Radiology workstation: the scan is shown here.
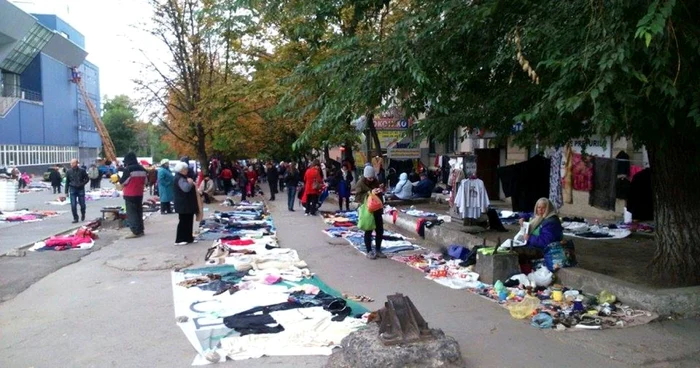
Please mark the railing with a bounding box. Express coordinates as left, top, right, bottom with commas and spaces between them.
1, 88, 42, 102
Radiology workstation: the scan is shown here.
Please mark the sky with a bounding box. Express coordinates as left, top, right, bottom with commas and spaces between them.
11, 0, 162, 106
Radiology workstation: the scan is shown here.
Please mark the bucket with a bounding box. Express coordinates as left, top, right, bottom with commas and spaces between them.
0, 179, 19, 211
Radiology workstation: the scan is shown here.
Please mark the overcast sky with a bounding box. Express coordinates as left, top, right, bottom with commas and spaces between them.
12, 0, 160, 104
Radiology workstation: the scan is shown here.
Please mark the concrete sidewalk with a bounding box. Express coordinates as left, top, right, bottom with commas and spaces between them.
1, 197, 699, 367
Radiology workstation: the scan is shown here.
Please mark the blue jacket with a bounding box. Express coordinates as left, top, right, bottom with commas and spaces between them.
527, 216, 564, 250
412, 178, 435, 198
392, 173, 414, 199
157, 166, 174, 202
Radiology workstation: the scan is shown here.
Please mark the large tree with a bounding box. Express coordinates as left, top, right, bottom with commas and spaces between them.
387, 0, 700, 286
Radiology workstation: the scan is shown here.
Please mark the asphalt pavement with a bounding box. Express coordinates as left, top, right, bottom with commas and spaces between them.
0, 180, 125, 254
0, 194, 699, 367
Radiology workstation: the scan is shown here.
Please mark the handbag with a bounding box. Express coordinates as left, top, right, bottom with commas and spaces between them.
312, 178, 322, 191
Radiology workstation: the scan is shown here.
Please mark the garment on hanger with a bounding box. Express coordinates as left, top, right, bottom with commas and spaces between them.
448, 167, 465, 205
563, 144, 573, 204
497, 155, 550, 212
549, 148, 563, 209
627, 168, 653, 221
615, 151, 631, 200
454, 178, 490, 219
572, 153, 593, 191
589, 157, 617, 211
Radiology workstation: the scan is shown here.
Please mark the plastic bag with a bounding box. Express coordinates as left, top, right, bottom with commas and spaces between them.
598, 290, 616, 304
507, 295, 540, 319
367, 192, 383, 213
357, 204, 376, 231
531, 312, 554, 329
544, 243, 567, 271
528, 266, 553, 287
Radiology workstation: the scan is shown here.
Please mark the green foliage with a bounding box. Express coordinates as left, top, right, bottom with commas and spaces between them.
102, 95, 138, 156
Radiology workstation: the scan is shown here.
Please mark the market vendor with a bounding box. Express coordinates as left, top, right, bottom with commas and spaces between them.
515, 197, 564, 267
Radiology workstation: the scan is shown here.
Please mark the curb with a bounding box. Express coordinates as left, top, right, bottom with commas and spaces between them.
381, 211, 700, 318
2, 224, 84, 257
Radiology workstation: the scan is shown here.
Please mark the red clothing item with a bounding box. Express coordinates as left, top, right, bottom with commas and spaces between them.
221, 238, 255, 246
303, 167, 323, 196
332, 221, 356, 227
44, 235, 93, 248
220, 168, 233, 180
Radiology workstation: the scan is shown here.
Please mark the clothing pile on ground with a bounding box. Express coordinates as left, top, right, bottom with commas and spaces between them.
320, 210, 425, 255
173, 201, 369, 365
390, 247, 656, 330
0, 210, 64, 223
561, 220, 632, 240
46, 189, 120, 206
19, 181, 52, 193
28, 221, 101, 251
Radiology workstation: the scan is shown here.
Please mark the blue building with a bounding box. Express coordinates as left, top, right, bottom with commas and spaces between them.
0, 0, 101, 173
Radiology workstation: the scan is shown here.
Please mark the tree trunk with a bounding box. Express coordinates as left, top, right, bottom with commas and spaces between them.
195, 122, 209, 176
366, 113, 383, 159
647, 135, 700, 287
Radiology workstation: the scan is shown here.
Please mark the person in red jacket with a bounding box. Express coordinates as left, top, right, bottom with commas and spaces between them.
245, 165, 258, 197
219, 166, 233, 195
303, 160, 323, 216
118, 152, 147, 238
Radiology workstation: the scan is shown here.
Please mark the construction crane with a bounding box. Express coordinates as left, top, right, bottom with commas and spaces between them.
70, 67, 117, 163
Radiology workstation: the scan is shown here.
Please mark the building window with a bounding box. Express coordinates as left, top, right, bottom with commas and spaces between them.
445, 130, 457, 154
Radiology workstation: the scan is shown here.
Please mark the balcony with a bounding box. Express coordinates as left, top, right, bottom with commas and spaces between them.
0, 88, 42, 117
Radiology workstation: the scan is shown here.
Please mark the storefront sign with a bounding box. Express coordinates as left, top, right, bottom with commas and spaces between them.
377, 130, 407, 148
374, 118, 411, 130
388, 148, 421, 159
571, 136, 612, 158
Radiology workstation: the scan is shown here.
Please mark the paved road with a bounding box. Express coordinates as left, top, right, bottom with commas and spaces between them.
0, 180, 128, 254
0, 196, 699, 367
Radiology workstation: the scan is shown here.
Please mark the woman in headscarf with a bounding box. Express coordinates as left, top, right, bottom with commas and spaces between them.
173, 162, 199, 245
522, 197, 563, 250
387, 172, 413, 200
157, 159, 174, 214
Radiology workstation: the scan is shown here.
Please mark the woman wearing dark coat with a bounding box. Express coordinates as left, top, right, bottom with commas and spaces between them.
173, 162, 199, 245
336, 164, 353, 211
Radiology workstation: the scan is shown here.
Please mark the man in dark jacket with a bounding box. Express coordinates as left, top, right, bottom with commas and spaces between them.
412, 172, 435, 198
49, 165, 63, 194
119, 152, 147, 238
65, 159, 90, 223
266, 161, 279, 201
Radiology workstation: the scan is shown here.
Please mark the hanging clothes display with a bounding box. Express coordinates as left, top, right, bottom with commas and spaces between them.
549, 148, 563, 209
454, 177, 490, 219
589, 157, 618, 211
572, 153, 593, 191
563, 144, 573, 204
615, 151, 631, 200
497, 155, 551, 212
627, 168, 653, 221
448, 166, 465, 206
441, 155, 450, 184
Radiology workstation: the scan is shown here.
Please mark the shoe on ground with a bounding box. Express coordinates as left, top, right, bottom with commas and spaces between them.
71, 219, 79, 224
125, 233, 144, 239
375, 251, 387, 259
81, 215, 85, 221
305, 213, 309, 216
174, 242, 188, 246
366, 250, 377, 260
